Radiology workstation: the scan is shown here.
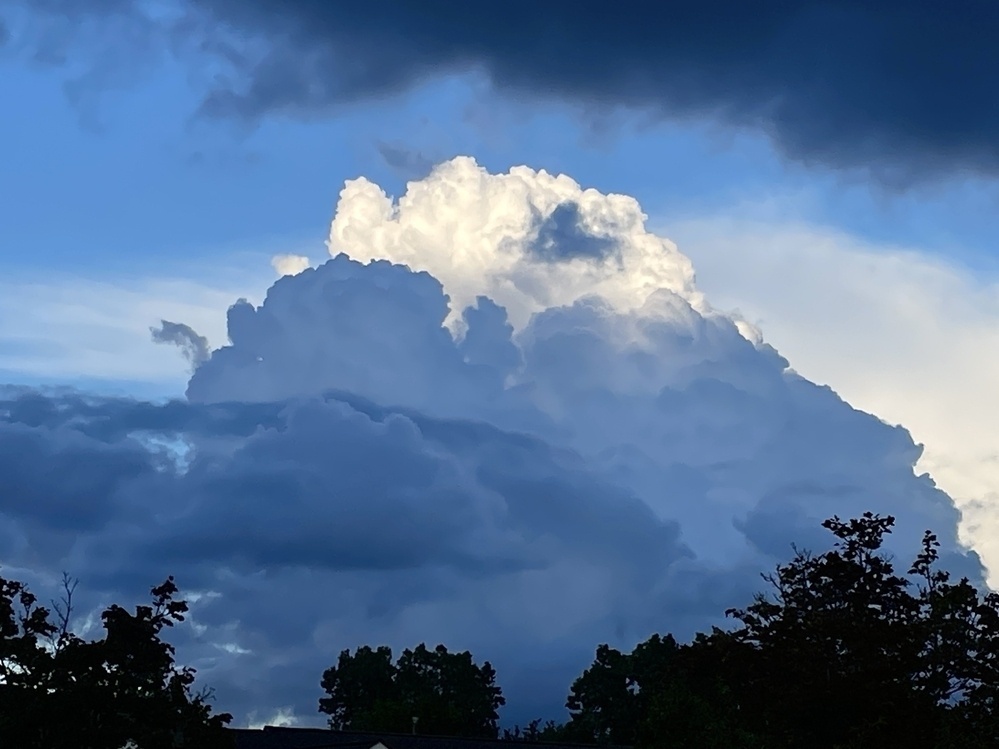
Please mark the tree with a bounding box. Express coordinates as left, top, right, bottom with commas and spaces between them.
0, 571, 232, 748
317, 645, 398, 731
721, 513, 999, 747
562, 640, 646, 744
501, 718, 573, 741
319, 643, 505, 737
560, 634, 759, 747
560, 513, 999, 748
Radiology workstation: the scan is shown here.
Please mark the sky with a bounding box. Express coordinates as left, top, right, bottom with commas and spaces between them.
2, 0, 999, 730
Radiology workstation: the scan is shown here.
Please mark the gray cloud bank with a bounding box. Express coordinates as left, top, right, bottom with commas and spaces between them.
0, 161, 984, 727
7, 0, 999, 183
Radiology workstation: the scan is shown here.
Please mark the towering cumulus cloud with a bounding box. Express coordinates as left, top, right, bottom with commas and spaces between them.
0, 158, 983, 727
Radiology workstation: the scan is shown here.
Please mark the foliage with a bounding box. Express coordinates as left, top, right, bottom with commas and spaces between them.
556, 633, 759, 747
501, 718, 575, 741
0, 572, 232, 748
560, 513, 999, 748
319, 642, 505, 738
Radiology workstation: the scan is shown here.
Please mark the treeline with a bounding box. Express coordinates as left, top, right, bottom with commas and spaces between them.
0, 575, 231, 748
4, 513, 999, 748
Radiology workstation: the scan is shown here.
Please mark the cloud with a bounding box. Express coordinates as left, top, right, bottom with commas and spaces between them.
271, 254, 311, 277
0, 386, 692, 725
9, 1, 999, 183
0, 158, 983, 728
1, 0, 174, 129
326, 156, 704, 333
376, 141, 436, 180
151, 319, 211, 367
668, 211, 999, 582
0, 258, 275, 395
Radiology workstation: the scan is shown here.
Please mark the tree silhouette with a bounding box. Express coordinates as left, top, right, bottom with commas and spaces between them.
319, 643, 505, 737
721, 513, 999, 747
501, 718, 573, 741
561, 513, 999, 748
0, 572, 232, 748
559, 633, 758, 747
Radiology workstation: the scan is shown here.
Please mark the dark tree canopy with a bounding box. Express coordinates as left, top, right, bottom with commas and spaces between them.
559, 513, 999, 748
319, 642, 505, 738
0, 573, 232, 749
553, 633, 757, 748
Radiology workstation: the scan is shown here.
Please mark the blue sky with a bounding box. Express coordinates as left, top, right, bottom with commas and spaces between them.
3, 0, 999, 730
6, 44, 999, 280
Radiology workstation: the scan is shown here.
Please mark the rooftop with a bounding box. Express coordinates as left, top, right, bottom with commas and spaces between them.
228, 726, 630, 749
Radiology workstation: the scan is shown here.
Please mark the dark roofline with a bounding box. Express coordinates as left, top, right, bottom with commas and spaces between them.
228, 725, 631, 749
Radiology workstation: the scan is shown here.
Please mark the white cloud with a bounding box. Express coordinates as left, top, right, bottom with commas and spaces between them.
247, 706, 300, 730
271, 254, 311, 277
669, 214, 999, 580
328, 156, 707, 332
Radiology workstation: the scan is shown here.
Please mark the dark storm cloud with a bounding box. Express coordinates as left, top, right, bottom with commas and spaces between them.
8, 0, 999, 182
0, 380, 692, 724
0, 418, 154, 530
187, 0, 999, 182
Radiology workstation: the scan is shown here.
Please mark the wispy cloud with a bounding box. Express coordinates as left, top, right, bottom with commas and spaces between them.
0, 264, 271, 394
